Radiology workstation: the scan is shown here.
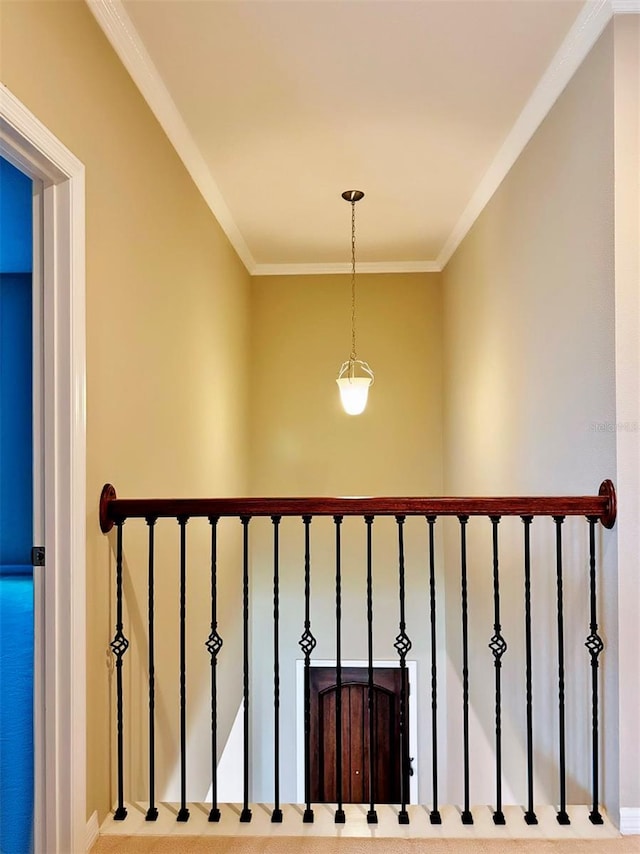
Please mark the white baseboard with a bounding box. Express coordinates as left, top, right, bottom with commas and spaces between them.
85, 811, 99, 851
620, 807, 640, 835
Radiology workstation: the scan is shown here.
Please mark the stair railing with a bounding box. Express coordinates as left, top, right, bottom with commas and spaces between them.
99, 480, 616, 828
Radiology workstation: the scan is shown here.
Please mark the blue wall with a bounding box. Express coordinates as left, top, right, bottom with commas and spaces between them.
0, 159, 32, 274
0, 157, 34, 854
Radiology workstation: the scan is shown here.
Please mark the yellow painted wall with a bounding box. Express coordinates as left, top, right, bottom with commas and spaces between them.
1, 0, 250, 821
248, 272, 443, 800
442, 27, 618, 812
613, 13, 640, 814
250, 272, 442, 497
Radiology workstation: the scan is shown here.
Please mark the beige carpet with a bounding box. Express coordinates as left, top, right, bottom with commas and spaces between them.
90, 835, 640, 853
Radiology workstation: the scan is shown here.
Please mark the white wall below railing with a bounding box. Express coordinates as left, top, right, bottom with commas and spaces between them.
205, 703, 244, 805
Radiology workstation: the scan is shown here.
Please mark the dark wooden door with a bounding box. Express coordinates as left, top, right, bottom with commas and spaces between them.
310, 667, 402, 803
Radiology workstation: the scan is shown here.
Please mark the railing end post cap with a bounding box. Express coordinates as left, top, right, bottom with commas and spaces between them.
599, 479, 616, 529
99, 483, 117, 533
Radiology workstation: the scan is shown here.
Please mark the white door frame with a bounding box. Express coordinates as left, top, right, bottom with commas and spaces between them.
0, 85, 86, 854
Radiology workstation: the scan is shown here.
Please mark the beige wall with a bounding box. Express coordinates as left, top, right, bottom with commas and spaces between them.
1, 0, 250, 822
249, 273, 443, 497
248, 272, 443, 800
613, 13, 640, 814
442, 27, 618, 813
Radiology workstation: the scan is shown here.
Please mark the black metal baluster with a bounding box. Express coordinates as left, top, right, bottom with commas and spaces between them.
394, 515, 412, 825
488, 516, 507, 825
554, 515, 570, 825
521, 515, 537, 825
586, 516, 604, 825
177, 516, 190, 822
459, 515, 473, 825
146, 517, 159, 821
334, 515, 345, 823
271, 516, 283, 823
205, 516, 223, 822
299, 515, 316, 823
240, 516, 252, 823
365, 515, 378, 825
111, 520, 129, 821
427, 515, 441, 824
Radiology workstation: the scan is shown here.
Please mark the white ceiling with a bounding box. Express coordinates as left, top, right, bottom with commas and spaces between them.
89, 0, 616, 273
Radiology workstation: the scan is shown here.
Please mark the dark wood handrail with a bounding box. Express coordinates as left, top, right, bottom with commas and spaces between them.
99, 480, 616, 533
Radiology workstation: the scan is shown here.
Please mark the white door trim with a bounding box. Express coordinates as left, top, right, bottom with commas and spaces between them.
0, 84, 87, 854
296, 659, 419, 805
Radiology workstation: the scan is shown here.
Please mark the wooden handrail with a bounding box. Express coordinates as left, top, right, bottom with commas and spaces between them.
99, 480, 616, 533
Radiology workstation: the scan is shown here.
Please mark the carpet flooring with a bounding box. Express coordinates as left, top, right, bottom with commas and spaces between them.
90, 834, 640, 853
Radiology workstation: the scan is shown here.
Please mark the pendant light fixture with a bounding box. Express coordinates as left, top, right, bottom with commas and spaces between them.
336, 190, 374, 415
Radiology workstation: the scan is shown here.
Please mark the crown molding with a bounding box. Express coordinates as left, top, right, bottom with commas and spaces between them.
85, 0, 256, 273
86, 0, 440, 277
436, 0, 614, 270
611, 0, 640, 11
87, 0, 631, 277
253, 260, 441, 277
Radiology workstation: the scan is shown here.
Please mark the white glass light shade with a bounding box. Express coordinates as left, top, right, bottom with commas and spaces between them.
336, 376, 372, 415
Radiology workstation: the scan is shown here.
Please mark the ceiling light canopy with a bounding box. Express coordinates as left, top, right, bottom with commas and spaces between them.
336, 190, 374, 416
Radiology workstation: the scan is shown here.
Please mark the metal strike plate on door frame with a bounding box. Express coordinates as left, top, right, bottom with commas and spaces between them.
31, 546, 45, 567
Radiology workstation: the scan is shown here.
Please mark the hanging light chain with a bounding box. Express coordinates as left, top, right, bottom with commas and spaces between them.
350, 199, 357, 362
337, 189, 373, 414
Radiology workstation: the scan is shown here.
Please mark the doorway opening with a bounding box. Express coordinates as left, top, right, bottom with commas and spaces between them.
0, 155, 34, 854
310, 666, 402, 804
1, 86, 86, 854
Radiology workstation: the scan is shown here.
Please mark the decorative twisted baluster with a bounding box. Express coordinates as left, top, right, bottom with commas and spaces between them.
426, 515, 441, 824
145, 516, 158, 822
365, 515, 378, 824
394, 515, 412, 825
334, 515, 345, 824
299, 515, 316, 823
177, 516, 190, 822
521, 515, 537, 825
488, 516, 507, 825
271, 515, 283, 823
554, 516, 570, 825
586, 516, 604, 825
459, 515, 473, 825
206, 516, 223, 822
111, 520, 129, 821
240, 516, 252, 823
